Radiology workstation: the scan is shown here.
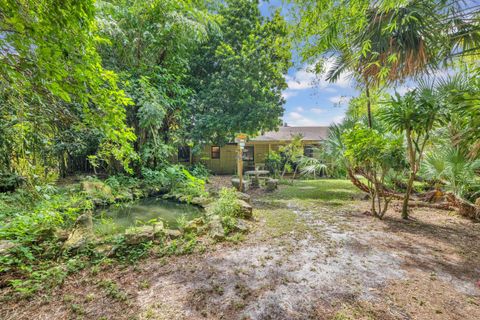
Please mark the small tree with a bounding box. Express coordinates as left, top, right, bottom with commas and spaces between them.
279, 134, 304, 178
265, 151, 282, 178
343, 126, 404, 219
380, 83, 442, 219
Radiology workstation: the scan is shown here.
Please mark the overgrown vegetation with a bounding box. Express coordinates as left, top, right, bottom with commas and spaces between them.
0, 0, 284, 298
291, 0, 480, 220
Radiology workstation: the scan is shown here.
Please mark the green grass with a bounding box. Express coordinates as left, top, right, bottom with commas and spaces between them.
255, 179, 361, 240
270, 179, 361, 206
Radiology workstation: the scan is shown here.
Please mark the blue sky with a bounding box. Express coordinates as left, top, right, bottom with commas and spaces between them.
259, 0, 359, 126
258, 1, 456, 126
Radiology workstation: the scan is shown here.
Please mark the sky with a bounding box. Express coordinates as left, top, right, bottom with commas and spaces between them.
259, 1, 359, 127
258, 1, 457, 127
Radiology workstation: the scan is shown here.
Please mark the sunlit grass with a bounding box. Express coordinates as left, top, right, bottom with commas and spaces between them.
268, 179, 361, 206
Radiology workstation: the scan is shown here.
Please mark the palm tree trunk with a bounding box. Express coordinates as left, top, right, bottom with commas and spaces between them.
402, 129, 416, 219
365, 80, 373, 128
402, 171, 415, 219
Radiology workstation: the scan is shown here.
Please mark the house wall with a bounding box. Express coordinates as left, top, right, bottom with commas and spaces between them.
187, 141, 320, 174
193, 144, 238, 174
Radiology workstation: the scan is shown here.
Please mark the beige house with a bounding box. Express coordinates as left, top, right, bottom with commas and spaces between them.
176, 126, 330, 174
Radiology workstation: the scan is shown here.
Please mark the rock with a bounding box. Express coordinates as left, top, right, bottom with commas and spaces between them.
234, 219, 249, 233
153, 221, 165, 237
238, 199, 253, 219
124, 226, 154, 245
236, 192, 251, 204
63, 211, 95, 251
266, 178, 278, 191
0, 240, 17, 255
190, 197, 212, 208
55, 229, 70, 242
208, 215, 225, 241
164, 229, 182, 239
231, 178, 250, 192
184, 218, 204, 233
95, 244, 115, 257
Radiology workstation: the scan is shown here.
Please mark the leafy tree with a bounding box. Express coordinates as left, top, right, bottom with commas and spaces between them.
189, 0, 292, 144
343, 125, 405, 218
0, 0, 136, 179
96, 0, 213, 169
279, 134, 304, 178
379, 81, 443, 219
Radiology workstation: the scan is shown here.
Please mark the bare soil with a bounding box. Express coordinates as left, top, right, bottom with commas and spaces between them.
1, 181, 479, 320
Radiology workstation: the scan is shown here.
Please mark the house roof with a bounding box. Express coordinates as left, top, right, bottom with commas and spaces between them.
251, 126, 330, 142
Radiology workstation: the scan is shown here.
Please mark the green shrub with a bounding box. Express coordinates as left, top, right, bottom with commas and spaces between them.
188, 163, 211, 180
209, 188, 241, 218
265, 151, 282, 177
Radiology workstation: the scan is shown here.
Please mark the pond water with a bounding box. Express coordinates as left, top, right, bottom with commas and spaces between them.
94, 197, 202, 236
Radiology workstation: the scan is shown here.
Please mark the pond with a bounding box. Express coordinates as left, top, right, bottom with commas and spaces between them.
94, 197, 202, 236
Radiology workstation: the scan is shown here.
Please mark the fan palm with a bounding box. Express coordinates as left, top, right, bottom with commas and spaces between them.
298, 156, 328, 179
422, 147, 480, 201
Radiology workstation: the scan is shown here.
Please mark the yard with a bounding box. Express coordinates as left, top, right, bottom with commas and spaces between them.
2, 179, 479, 320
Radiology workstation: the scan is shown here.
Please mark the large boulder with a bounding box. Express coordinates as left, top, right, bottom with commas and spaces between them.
63, 211, 95, 251
238, 199, 253, 219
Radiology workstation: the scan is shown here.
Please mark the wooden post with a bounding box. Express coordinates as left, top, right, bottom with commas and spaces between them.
237, 145, 243, 192
235, 133, 247, 192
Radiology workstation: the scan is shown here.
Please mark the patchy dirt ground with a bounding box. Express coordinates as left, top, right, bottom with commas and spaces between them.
1, 179, 479, 320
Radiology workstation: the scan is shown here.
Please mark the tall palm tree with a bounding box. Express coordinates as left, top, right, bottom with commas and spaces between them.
321, 0, 480, 127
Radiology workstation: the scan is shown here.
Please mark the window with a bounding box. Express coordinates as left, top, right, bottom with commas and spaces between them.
177, 146, 190, 162
242, 146, 254, 161
304, 145, 314, 158
211, 146, 220, 159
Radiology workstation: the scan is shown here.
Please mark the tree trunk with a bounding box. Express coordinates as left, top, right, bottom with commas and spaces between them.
347, 168, 371, 193
402, 129, 416, 219
402, 171, 416, 219
365, 81, 372, 128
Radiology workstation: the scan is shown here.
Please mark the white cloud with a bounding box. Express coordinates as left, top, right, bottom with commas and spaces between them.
387, 85, 413, 96
294, 106, 304, 112
282, 90, 298, 100
332, 115, 345, 124
328, 95, 351, 105
285, 58, 352, 91
285, 70, 315, 90
311, 108, 325, 114
284, 110, 340, 126
288, 111, 303, 120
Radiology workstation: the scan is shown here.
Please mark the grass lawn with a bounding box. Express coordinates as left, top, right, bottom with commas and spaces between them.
273, 179, 362, 204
